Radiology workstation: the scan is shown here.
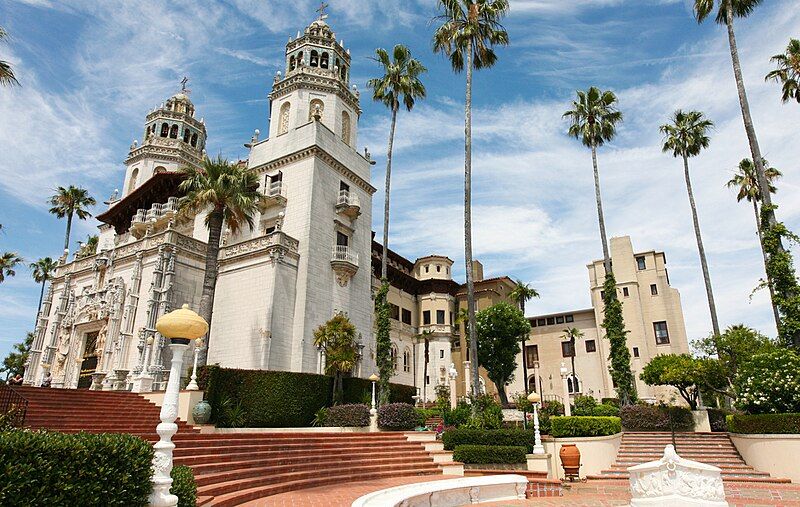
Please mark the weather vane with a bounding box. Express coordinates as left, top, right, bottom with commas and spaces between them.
180, 76, 191, 94
316, 2, 329, 21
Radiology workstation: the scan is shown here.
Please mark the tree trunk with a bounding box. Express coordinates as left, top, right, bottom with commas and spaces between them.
381, 105, 399, 280
753, 200, 782, 331
63, 212, 73, 254
35, 280, 46, 329
198, 207, 224, 366
682, 154, 720, 336
591, 144, 611, 274
496, 383, 508, 406
464, 38, 480, 399
520, 299, 528, 394
423, 337, 429, 406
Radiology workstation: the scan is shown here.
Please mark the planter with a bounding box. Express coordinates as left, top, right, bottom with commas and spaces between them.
192, 400, 212, 425
559, 444, 581, 479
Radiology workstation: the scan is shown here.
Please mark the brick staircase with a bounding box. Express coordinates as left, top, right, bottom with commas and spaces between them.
588, 432, 790, 484
13, 387, 462, 506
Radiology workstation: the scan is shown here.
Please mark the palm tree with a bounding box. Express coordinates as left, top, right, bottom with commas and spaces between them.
563, 87, 623, 273
48, 186, 96, 254
0, 26, 19, 87
367, 44, 427, 281
75, 234, 99, 259
433, 0, 509, 398
509, 281, 539, 394
727, 158, 782, 328
694, 0, 779, 237
765, 38, 800, 104
313, 314, 360, 403
0, 252, 23, 283
562, 327, 584, 393
178, 156, 263, 363
660, 110, 719, 336
30, 257, 57, 327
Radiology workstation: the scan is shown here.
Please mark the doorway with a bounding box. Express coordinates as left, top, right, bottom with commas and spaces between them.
77, 331, 99, 389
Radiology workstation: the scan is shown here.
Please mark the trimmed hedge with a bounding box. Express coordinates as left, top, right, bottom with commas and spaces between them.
171, 465, 197, 507
453, 444, 527, 464
0, 430, 153, 506
326, 404, 370, 427
708, 409, 731, 432
378, 403, 418, 430
620, 404, 694, 432
727, 413, 800, 434
592, 404, 621, 417
342, 377, 416, 405
550, 416, 621, 437
443, 428, 536, 453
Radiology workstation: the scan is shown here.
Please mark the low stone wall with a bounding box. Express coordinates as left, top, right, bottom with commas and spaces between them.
729, 433, 800, 483
542, 433, 623, 480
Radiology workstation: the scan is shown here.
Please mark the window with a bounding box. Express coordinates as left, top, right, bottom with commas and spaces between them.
633, 347, 640, 358
169, 124, 179, 139
556, 316, 564, 324
531, 320, 537, 328
600, 290, 605, 299
183, 128, 191, 143
547, 317, 555, 326
636, 256, 646, 270
278, 102, 291, 135
425, 265, 429, 273
537, 318, 546, 326
436, 265, 441, 272
623, 287, 629, 297
565, 315, 574, 323
320, 52, 329, 69
389, 304, 400, 321
402, 309, 412, 325
449, 312, 454, 325
336, 231, 349, 247
289, 54, 296, 71
436, 310, 445, 325
525, 345, 539, 365
340, 181, 349, 193
341, 111, 351, 146
650, 284, 658, 296
527, 376, 537, 393
128, 168, 139, 192
190, 133, 198, 147
403, 349, 411, 372
390, 345, 397, 370
423, 311, 431, 325
160, 123, 169, 137
439, 349, 444, 359
310, 50, 319, 67
654, 321, 670, 344
567, 375, 581, 394
585, 340, 596, 353
561, 341, 575, 358
426, 375, 430, 385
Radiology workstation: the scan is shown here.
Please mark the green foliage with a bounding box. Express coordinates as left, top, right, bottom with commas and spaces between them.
0, 430, 153, 506
453, 444, 527, 464
217, 397, 246, 428
572, 395, 598, 416
312, 407, 328, 427
432, 0, 511, 73
475, 302, 531, 404
640, 354, 725, 410
765, 38, 800, 104
377, 403, 418, 430
708, 408, 732, 432
601, 273, 637, 405
550, 416, 621, 437
313, 314, 359, 403
443, 428, 536, 453
434, 383, 451, 411
727, 413, 800, 434
760, 204, 800, 347
367, 45, 427, 112
563, 86, 623, 148
340, 377, 416, 405
0, 252, 23, 284
416, 408, 444, 428
444, 403, 472, 427
1, 332, 33, 379
592, 403, 621, 417
659, 110, 713, 159
735, 349, 800, 414
171, 465, 197, 507
463, 395, 503, 430
374, 282, 393, 406
620, 404, 694, 432
326, 404, 370, 427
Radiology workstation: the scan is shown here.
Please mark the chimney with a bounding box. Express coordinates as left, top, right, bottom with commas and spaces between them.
471, 260, 484, 282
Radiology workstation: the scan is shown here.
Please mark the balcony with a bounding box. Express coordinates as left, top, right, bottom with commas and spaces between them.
258, 180, 287, 212
335, 189, 361, 219
331, 245, 359, 287
129, 197, 179, 238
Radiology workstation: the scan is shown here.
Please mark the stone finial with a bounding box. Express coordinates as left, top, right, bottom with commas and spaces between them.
275, 211, 285, 231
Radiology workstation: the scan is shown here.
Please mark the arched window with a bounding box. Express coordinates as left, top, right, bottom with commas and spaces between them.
297, 51, 303, 66
390, 344, 398, 371
310, 50, 319, 67
190, 133, 198, 147
341, 111, 351, 146
183, 128, 191, 143
403, 348, 411, 373
160, 123, 169, 137
308, 99, 324, 122
340, 65, 347, 80
289, 55, 296, 71
320, 52, 329, 69
128, 168, 139, 191
527, 375, 537, 393
567, 374, 581, 394
154, 166, 167, 174
169, 124, 179, 139
278, 102, 291, 135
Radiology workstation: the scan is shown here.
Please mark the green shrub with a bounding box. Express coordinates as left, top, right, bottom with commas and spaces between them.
550, 416, 621, 437
708, 409, 731, 432
0, 430, 153, 507
443, 428, 537, 452
540, 399, 564, 417
326, 404, 370, 427
593, 403, 620, 417
463, 395, 503, 430
444, 404, 471, 427
453, 444, 527, 464
171, 465, 197, 507
602, 398, 620, 407
378, 403, 418, 430
727, 413, 800, 434
735, 349, 800, 414
416, 408, 444, 427
572, 395, 598, 416
312, 407, 328, 427
342, 378, 416, 405
620, 404, 694, 432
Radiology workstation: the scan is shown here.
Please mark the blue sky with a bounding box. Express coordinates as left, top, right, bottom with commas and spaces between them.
1, 0, 799, 360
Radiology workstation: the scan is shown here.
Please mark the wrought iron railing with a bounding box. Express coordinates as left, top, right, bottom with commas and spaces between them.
0, 386, 29, 428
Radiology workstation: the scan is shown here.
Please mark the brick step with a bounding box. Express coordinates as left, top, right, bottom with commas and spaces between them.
617, 451, 741, 458
464, 469, 548, 480
169, 435, 414, 448
588, 472, 791, 484
176, 447, 429, 468
26, 424, 191, 433
608, 463, 758, 472
174, 442, 424, 458
615, 457, 747, 466
607, 466, 769, 477
174, 432, 412, 441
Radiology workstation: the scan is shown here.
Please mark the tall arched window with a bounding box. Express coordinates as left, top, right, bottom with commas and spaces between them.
278, 102, 291, 135
320, 52, 329, 69
567, 375, 581, 394
128, 168, 139, 192
183, 128, 191, 143
169, 124, 179, 139
390, 344, 398, 371
340, 65, 347, 80
527, 375, 537, 393
403, 348, 411, 373
308, 99, 324, 122
341, 111, 351, 146
160, 123, 169, 137
190, 133, 198, 147
289, 55, 296, 71
297, 51, 303, 66
310, 50, 319, 67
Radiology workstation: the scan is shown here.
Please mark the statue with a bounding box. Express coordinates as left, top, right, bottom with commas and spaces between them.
96, 321, 109, 358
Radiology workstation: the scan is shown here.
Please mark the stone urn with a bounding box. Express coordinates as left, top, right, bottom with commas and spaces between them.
559, 444, 581, 479
192, 399, 212, 425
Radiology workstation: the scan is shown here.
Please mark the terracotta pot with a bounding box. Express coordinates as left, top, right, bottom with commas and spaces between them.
559, 444, 581, 477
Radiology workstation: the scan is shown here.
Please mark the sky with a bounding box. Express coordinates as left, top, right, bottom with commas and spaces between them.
1, 0, 799, 361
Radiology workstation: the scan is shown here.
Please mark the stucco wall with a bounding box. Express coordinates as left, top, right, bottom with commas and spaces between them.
730, 433, 800, 483
543, 433, 623, 480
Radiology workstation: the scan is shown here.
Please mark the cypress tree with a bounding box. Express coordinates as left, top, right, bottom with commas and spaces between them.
374, 281, 394, 404
602, 273, 637, 405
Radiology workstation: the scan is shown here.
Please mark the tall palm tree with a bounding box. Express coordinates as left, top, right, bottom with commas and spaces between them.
765, 38, 800, 104
660, 110, 719, 336
48, 186, 96, 254
367, 44, 427, 281
562, 327, 584, 393
509, 280, 539, 394
313, 314, 360, 403
0, 26, 19, 87
30, 257, 57, 327
563, 87, 623, 273
178, 156, 263, 364
0, 252, 23, 283
694, 0, 779, 237
727, 158, 782, 328
433, 0, 509, 398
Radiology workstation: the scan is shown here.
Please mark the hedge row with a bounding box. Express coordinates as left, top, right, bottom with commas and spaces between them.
443, 429, 536, 453
0, 430, 154, 506
550, 416, 621, 438
727, 413, 800, 434
620, 404, 694, 432
326, 404, 370, 427
453, 444, 528, 464
378, 403, 418, 430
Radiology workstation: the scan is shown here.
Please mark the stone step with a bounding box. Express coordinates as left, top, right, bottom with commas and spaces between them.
173, 442, 426, 458
176, 447, 430, 468
588, 472, 791, 484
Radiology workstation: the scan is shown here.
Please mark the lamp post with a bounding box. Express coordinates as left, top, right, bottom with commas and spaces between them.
527, 391, 545, 455
149, 304, 208, 507
368, 373, 379, 415
185, 339, 203, 391
448, 363, 458, 409
560, 362, 571, 417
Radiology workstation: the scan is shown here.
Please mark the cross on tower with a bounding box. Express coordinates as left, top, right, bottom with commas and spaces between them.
316, 2, 329, 20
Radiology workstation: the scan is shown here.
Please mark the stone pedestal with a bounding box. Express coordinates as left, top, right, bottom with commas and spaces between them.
693, 409, 711, 433
131, 374, 154, 393
527, 453, 553, 478
369, 413, 378, 432
90, 372, 106, 390
629, 445, 728, 506
113, 369, 130, 391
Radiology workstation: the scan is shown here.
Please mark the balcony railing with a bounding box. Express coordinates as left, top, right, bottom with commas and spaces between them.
331, 245, 358, 265
130, 197, 180, 236
335, 190, 360, 219
266, 180, 282, 197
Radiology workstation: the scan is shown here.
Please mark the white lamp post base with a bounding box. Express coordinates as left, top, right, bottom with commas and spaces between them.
185, 345, 200, 391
